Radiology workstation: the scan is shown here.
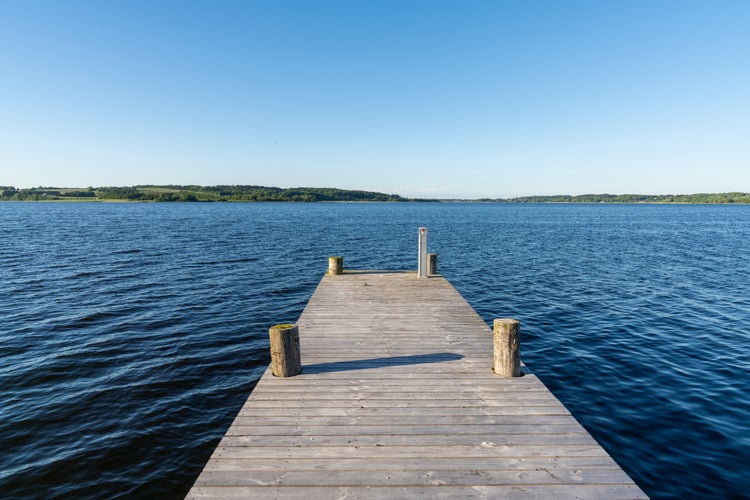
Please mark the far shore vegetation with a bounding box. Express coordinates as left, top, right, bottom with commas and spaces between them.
1, 185, 749, 204
0, 185, 418, 202
482, 192, 750, 204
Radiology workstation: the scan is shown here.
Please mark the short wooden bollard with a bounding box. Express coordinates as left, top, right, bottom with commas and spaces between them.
428, 253, 438, 275
269, 324, 302, 377
328, 256, 343, 275
493, 318, 521, 377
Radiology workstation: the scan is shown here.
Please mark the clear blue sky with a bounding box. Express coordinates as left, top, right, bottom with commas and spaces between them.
1, 0, 748, 198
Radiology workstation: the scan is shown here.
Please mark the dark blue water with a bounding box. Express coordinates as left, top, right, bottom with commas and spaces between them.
1, 202, 749, 498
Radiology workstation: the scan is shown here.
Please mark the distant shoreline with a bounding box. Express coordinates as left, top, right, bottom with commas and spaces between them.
1, 185, 748, 204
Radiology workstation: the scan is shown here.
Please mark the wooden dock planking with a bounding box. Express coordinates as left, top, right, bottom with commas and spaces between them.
186, 271, 647, 499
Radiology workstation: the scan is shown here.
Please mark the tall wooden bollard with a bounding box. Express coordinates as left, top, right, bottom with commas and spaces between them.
493, 318, 521, 377
428, 253, 438, 275
328, 256, 343, 275
269, 324, 302, 377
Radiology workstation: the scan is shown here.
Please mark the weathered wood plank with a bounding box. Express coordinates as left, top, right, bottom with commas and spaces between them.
224, 423, 586, 436
251, 373, 544, 383
186, 271, 647, 498
249, 384, 548, 394
194, 468, 636, 487
237, 406, 573, 417
242, 397, 567, 407
187, 484, 646, 499
218, 432, 599, 447
226, 414, 581, 426
198, 456, 622, 472
209, 442, 612, 458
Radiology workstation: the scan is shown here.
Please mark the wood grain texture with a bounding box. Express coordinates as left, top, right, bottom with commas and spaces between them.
186, 271, 647, 499
493, 318, 521, 377
327, 256, 343, 275
268, 324, 301, 377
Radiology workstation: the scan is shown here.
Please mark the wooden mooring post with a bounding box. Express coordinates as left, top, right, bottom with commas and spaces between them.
327, 256, 343, 275
428, 253, 438, 275
493, 318, 521, 377
268, 324, 301, 377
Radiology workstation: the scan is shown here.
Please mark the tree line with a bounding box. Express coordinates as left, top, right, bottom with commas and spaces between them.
493, 193, 750, 204
0, 185, 410, 202
0, 187, 96, 201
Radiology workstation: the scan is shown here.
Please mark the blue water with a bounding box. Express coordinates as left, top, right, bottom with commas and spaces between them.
1, 202, 749, 498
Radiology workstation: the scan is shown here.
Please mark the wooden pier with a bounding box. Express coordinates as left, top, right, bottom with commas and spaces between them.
187, 270, 647, 499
